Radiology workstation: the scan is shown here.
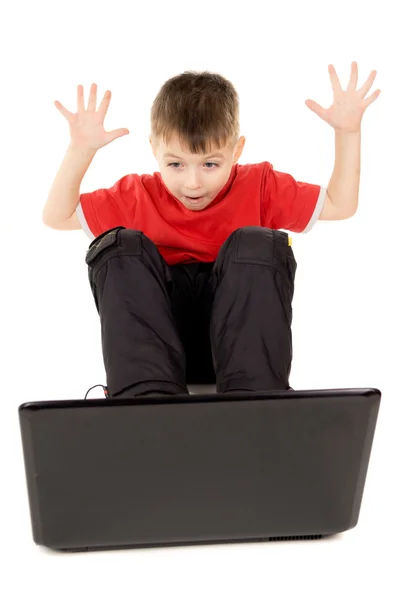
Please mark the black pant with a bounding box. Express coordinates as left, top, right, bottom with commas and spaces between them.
85, 226, 297, 396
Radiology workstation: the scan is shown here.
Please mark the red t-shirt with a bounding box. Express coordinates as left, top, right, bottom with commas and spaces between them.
77, 161, 326, 265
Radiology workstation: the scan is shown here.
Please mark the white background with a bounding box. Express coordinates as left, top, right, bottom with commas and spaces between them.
1, 0, 397, 597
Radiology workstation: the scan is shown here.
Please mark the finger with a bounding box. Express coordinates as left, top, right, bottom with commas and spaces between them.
87, 83, 97, 112
77, 85, 85, 112
305, 99, 328, 120
363, 88, 381, 108
106, 128, 130, 143
98, 90, 112, 118
328, 64, 343, 96
347, 61, 358, 91
54, 100, 73, 120
358, 70, 377, 98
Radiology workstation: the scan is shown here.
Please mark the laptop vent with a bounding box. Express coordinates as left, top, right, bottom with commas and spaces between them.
269, 535, 323, 542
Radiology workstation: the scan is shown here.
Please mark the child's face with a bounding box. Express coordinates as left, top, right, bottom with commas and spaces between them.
150, 133, 245, 211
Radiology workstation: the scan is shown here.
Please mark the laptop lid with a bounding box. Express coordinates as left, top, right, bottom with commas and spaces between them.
18, 387, 380, 551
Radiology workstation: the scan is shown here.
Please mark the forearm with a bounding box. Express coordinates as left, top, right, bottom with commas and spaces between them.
326, 130, 361, 218
42, 143, 97, 226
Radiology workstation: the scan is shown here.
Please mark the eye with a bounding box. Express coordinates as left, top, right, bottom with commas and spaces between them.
167, 162, 219, 168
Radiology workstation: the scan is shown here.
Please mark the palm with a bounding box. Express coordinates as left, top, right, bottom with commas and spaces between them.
54, 84, 129, 150
305, 62, 380, 133
68, 110, 108, 148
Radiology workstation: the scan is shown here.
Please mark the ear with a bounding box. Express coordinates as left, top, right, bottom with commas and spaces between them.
233, 136, 246, 164
149, 136, 156, 158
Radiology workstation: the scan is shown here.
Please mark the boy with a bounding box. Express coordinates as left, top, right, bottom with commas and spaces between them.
43, 64, 380, 398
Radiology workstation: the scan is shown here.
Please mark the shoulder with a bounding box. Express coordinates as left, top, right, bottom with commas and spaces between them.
108, 173, 144, 197
99, 171, 162, 206
236, 161, 273, 178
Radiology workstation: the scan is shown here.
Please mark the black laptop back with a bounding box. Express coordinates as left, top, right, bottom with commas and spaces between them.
18, 388, 380, 551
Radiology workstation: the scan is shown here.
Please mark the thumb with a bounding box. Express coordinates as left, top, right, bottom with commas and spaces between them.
305, 99, 327, 120
106, 128, 130, 143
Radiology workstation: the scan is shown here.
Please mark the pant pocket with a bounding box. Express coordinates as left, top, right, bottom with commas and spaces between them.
233, 227, 293, 281
85, 226, 125, 266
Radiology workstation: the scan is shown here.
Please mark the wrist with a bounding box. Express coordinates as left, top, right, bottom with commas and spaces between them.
334, 128, 361, 137
68, 142, 98, 157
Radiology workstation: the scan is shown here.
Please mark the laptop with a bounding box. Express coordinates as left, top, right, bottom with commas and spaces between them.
18, 387, 381, 552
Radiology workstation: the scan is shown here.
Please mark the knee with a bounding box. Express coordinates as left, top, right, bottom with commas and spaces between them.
214, 226, 292, 275
221, 226, 276, 259
226, 226, 273, 248
85, 226, 144, 266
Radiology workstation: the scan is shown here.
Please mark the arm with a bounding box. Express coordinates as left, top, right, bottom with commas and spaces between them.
319, 131, 361, 220
42, 143, 97, 228
305, 62, 380, 221
43, 83, 129, 230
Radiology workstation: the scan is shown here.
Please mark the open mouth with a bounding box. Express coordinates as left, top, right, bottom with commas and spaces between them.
185, 196, 203, 202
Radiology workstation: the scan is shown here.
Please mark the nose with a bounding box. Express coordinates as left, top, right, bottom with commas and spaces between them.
184, 170, 202, 190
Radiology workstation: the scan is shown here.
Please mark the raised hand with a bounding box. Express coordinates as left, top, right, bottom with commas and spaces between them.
54, 83, 130, 150
305, 62, 381, 133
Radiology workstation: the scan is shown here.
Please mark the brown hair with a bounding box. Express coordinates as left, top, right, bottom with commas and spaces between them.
150, 70, 240, 155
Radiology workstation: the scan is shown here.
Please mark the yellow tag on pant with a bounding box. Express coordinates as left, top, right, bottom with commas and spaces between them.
288, 236, 292, 246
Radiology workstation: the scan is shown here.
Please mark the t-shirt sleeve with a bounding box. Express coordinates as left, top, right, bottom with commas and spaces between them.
76, 174, 135, 240
262, 163, 327, 233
